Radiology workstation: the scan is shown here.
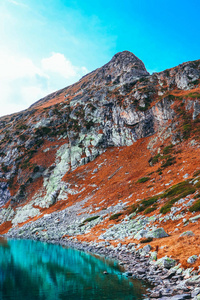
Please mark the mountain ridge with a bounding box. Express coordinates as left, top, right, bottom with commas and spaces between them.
0, 52, 200, 293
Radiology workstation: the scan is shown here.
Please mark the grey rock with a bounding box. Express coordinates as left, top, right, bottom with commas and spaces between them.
187, 255, 198, 264
180, 231, 194, 237
146, 227, 168, 239
156, 256, 176, 269
142, 244, 152, 253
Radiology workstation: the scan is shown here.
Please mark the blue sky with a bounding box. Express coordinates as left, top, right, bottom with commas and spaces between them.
0, 0, 200, 116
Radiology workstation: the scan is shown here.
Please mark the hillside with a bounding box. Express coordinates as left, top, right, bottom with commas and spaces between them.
0, 51, 200, 298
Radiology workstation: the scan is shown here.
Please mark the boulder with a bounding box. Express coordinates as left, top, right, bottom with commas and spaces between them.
146, 227, 168, 239
134, 229, 148, 240
187, 255, 198, 264
156, 256, 176, 269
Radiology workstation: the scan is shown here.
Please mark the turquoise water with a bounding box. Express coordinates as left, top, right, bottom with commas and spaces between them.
0, 239, 147, 300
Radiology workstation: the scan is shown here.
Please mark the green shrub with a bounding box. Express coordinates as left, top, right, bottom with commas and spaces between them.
163, 144, 173, 154
189, 199, 200, 212
33, 166, 40, 173
140, 237, 153, 243
160, 180, 196, 214
144, 206, 157, 214
183, 123, 192, 139
127, 204, 138, 214
137, 195, 159, 213
27, 177, 33, 184
8, 177, 14, 188
150, 153, 160, 165
109, 213, 122, 220
85, 120, 94, 130
1, 164, 8, 172
194, 194, 200, 199
161, 156, 176, 168
160, 203, 172, 214
16, 124, 28, 130
141, 195, 159, 207
186, 92, 200, 99
195, 181, 200, 188
82, 216, 99, 223
35, 139, 44, 147
193, 170, 200, 177
137, 177, 150, 183
19, 134, 26, 141
161, 181, 195, 199
35, 127, 51, 136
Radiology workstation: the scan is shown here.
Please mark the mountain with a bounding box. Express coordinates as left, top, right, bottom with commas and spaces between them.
0, 51, 200, 281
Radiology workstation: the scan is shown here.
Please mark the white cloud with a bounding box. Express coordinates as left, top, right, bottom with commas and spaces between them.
0, 51, 88, 117
42, 53, 78, 79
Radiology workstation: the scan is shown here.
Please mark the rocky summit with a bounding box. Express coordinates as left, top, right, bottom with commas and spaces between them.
0, 51, 200, 299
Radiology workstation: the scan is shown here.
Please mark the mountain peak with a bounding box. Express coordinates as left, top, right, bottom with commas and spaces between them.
111, 50, 144, 64
93, 50, 149, 86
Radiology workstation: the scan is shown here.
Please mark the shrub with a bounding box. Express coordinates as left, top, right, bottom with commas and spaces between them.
140, 237, 153, 243
183, 124, 192, 139
144, 206, 157, 214
160, 180, 196, 214
19, 134, 26, 141
189, 199, 200, 212
1, 164, 8, 172
16, 124, 28, 130
109, 213, 122, 220
194, 194, 200, 199
195, 181, 200, 188
137, 177, 150, 183
137, 195, 159, 213
8, 177, 14, 188
127, 204, 138, 215
160, 203, 172, 214
163, 144, 173, 155
161, 181, 196, 199
150, 153, 160, 165
161, 156, 176, 168
35, 127, 51, 136
85, 120, 94, 130
82, 216, 99, 223
193, 170, 200, 177
141, 195, 159, 207
33, 166, 40, 173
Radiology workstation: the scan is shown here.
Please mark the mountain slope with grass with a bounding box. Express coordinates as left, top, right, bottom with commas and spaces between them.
0, 51, 200, 285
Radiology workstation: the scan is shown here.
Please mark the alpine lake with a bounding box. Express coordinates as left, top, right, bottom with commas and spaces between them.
0, 238, 149, 300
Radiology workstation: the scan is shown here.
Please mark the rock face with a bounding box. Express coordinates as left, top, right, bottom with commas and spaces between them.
0, 50, 199, 228
90, 51, 150, 86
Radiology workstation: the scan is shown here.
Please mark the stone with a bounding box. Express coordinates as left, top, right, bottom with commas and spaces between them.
176, 295, 191, 300
150, 251, 157, 261
146, 227, 168, 239
187, 255, 198, 264
142, 244, 152, 253
137, 268, 146, 274
180, 231, 194, 237
189, 214, 200, 222
134, 229, 148, 240
156, 256, 176, 269
150, 290, 162, 298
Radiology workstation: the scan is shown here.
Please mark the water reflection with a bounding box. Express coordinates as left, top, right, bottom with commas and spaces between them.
0, 239, 146, 300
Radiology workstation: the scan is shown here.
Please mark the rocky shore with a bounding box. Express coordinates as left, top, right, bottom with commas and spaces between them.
4, 232, 200, 300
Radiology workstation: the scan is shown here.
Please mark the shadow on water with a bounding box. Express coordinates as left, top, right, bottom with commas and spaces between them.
0, 239, 148, 300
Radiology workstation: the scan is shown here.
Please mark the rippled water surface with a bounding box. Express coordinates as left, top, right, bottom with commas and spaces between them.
0, 239, 147, 300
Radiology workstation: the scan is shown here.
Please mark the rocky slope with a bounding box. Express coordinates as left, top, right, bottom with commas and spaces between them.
0, 50, 200, 298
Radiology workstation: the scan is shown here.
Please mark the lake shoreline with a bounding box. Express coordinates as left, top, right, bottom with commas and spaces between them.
3, 234, 200, 299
